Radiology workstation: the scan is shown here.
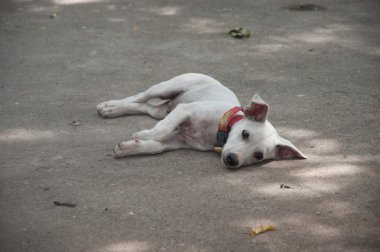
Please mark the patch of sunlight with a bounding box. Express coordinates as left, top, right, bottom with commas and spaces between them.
307, 223, 341, 237
319, 201, 355, 218
98, 241, 151, 252
224, 176, 244, 187
53, 0, 105, 5
144, 6, 180, 16
255, 181, 340, 196
0, 128, 55, 142
277, 127, 320, 139
267, 24, 352, 47
29, 6, 51, 12
106, 5, 116, 11
308, 139, 342, 154
325, 24, 352, 32
292, 33, 336, 43
52, 155, 64, 161
254, 43, 286, 53
266, 35, 289, 44
289, 25, 351, 44
308, 154, 380, 164
109, 18, 126, 22
302, 180, 340, 193
293, 164, 361, 178
284, 215, 341, 238
183, 18, 225, 34
245, 72, 287, 83
344, 154, 380, 163
366, 46, 380, 56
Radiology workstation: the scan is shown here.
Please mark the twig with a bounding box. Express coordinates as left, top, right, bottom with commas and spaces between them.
53, 201, 77, 207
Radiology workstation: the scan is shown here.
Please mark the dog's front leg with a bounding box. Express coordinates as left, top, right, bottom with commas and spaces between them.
133, 104, 192, 141
114, 134, 188, 157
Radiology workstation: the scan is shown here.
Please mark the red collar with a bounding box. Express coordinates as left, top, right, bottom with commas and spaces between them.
218, 106, 244, 132
215, 107, 244, 153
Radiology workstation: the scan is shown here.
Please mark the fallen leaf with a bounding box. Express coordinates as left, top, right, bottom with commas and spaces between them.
214, 146, 223, 154
280, 184, 293, 189
228, 27, 251, 39
251, 225, 276, 237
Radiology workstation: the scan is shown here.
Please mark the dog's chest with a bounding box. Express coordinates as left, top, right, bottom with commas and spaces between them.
178, 119, 217, 150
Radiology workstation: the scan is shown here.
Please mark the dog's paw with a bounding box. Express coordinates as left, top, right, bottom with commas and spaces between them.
114, 140, 140, 157
97, 100, 124, 118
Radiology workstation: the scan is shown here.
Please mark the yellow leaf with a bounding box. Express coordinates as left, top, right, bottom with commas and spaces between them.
251, 225, 276, 237
214, 146, 223, 154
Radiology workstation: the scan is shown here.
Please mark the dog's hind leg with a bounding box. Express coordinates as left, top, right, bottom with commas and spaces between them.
114, 133, 188, 157
97, 101, 169, 119
97, 73, 207, 118
121, 73, 207, 103
132, 103, 191, 141
97, 76, 186, 117
96, 80, 181, 119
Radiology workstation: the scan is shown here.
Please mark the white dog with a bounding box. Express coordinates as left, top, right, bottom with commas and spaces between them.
97, 73, 306, 168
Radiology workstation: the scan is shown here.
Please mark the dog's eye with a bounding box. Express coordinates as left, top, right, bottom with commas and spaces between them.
242, 130, 249, 139
254, 152, 264, 160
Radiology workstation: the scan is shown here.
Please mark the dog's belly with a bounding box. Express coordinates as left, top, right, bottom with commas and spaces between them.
178, 119, 217, 150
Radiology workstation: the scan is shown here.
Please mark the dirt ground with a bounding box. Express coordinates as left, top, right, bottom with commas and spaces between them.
0, 0, 379, 251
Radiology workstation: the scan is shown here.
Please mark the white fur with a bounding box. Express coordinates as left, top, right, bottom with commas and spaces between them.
97, 73, 306, 168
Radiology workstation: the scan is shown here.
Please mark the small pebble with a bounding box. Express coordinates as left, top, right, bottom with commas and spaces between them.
39, 184, 50, 190
71, 121, 80, 126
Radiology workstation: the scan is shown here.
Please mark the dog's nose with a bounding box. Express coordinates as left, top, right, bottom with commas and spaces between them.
224, 153, 239, 168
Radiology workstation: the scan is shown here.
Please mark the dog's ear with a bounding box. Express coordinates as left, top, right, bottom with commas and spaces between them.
244, 95, 269, 122
275, 136, 307, 160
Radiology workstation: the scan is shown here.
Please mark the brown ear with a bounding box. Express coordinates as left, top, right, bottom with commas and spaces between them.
275, 136, 307, 160
244, 95, 269, 122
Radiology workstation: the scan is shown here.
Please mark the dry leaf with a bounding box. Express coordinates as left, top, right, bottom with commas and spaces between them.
228, 27, 251, 39
251, 225, 276, 237
214, 146, 223, 154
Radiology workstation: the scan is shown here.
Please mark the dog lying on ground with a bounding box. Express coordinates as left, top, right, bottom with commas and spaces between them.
97, 73, 306, 168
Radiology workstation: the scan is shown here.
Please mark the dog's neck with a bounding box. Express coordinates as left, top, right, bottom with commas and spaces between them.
214, 106, 244, 153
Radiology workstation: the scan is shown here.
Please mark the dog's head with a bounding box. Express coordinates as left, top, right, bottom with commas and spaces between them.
222, 95, 307, 168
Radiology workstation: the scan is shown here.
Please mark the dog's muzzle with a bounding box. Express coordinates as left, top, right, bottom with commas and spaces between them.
223, 153, 239, 168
